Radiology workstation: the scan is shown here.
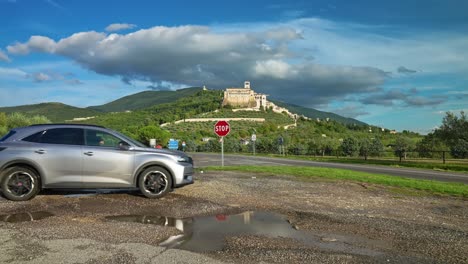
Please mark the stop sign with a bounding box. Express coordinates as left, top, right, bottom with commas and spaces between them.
214, 120, 230, 137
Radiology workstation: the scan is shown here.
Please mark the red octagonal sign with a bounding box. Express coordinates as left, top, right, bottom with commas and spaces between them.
214, 120, 230, 137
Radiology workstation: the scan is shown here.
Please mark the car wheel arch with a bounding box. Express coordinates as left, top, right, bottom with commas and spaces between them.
133, 162, 175, 188
1, 161, 43, 190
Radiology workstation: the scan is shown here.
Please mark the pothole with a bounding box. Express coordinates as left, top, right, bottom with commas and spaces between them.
0, 211, 54, 223
106, 211, 384, 256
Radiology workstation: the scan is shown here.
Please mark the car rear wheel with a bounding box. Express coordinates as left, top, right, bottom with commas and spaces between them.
1, 166, 40, 201
138, 166, 172, 199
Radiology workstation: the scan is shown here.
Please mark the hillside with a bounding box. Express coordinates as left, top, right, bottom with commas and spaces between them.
88, 87, 203, 112
270, 100, 367, 126
0, 87, 370, 128
0, 102, 101, 122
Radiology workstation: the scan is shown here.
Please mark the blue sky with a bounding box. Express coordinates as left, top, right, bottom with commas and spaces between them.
0, 0, 467, 133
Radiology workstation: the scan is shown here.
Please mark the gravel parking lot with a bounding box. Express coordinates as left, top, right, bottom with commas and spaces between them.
1, 170, 467, 263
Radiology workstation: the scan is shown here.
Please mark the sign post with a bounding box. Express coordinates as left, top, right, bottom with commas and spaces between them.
278, 136, 284, 156
214, 120, 230, 167
251, 133, 257, 156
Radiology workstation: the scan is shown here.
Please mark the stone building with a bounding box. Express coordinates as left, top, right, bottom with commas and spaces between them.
223, 81, 267, 109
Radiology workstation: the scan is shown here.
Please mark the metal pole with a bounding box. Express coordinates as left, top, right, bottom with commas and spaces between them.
253, 141, 256, 156
221, 137, 224, 167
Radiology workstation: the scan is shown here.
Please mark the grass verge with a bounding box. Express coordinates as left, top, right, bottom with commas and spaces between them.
205, 165, 468, 198
264, 154, 468, 173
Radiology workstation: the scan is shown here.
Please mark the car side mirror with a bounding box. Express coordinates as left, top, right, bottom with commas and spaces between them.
118, 141, 132, 151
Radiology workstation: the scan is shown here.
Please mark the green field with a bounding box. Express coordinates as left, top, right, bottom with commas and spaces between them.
205, 165, 468, 197
261, 154, 468, 173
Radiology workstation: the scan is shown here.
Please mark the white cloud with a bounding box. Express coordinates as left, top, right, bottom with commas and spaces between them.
0, 50, 10, 62
0, 67, 27, 77
254, 60, 292, 79
288, 18, 468, 74
105, 23, 136, 32
7, 42, 29, 55
6, 18, 466, 109
5, 24, 388, 107
32, 72, 51, 82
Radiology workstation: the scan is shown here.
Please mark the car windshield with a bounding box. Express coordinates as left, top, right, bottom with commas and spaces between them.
114, 131, 147, 148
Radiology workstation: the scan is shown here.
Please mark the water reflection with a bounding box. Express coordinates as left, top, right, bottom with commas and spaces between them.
106, 211, 383, 256
0, 211, 54, 223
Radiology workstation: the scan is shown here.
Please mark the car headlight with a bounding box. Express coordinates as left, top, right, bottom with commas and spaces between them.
177, 156, 190, 163
177, 156, 193, 164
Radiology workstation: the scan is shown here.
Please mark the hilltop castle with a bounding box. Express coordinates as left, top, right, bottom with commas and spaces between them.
222, 81, 267, 109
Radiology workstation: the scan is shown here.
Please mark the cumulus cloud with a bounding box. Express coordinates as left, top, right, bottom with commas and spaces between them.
0, 50, 10, 62
5, 25, 388, 107
105, 23, 136, 32
397, 66, 417, 74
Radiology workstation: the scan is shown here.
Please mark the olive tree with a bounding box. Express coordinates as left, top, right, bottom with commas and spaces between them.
434, 111, 468, 158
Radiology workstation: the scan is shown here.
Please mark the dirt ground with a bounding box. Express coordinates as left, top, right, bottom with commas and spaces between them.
0, 170, 467, 264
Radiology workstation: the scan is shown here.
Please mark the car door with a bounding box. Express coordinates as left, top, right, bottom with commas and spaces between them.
81, 129, 135, 188
22, 128, 84, 187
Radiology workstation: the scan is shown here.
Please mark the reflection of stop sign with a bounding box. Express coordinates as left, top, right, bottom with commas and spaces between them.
215, 214, 227, 221
214, 120, 230, 137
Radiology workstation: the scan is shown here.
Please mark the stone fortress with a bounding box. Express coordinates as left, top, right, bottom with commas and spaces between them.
222, 81, 267, 109
222, 81, 305, 122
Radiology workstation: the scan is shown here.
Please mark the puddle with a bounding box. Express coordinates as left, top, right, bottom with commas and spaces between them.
106, 211, 383, 256
0, 211, 54, 223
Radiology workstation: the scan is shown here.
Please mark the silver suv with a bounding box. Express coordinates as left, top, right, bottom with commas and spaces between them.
0, 124, 194, 201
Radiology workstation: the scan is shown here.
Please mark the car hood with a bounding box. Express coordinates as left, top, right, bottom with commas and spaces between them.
134, 147, 187, 157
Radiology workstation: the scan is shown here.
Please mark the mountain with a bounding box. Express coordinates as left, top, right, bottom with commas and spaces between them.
0, 87, 368, 126
0, 102, 101, 122
88, 87, 203, 112
270, 100, 367, 126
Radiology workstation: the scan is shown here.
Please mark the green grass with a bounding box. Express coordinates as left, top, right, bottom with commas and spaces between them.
258, 154, 468, 173
205, 165, 468, 197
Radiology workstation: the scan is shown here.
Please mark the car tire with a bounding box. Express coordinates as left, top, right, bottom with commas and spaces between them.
138, 166, 172, 199
0, 166, 40, 201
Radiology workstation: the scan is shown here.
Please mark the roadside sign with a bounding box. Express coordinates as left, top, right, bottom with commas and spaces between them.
168, 139, 179, 150
214, 120, 230, 167
252, 134, 257, 156
214, 120, 230, 137
278, 137, 284, 145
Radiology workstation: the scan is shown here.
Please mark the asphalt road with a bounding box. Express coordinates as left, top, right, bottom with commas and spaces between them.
191, 153, 468, 184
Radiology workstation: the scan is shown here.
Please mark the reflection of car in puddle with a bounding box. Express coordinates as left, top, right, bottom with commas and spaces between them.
106, 211, 384, 256
0, 211, 54, 223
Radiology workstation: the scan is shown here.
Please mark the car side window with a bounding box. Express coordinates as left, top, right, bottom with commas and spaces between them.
85, 129, 122, 148
23, 128, 84, 145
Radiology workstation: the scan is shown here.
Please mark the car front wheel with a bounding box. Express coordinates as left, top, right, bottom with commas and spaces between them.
138, 166, 172, 199
1, 166, 40, 201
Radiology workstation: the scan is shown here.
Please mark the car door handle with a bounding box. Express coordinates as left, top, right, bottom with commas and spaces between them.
84, 151, 94, 156
35, 149, 46, 154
